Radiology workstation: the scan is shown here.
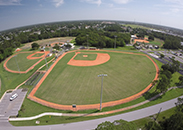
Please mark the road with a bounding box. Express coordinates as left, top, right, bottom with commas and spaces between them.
1, 95, 182, 130
142, 50, 183, 75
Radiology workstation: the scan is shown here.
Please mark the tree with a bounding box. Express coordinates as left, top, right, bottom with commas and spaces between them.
148, 35, 155, 41
96, 120, 137, 130
171, 58, 180, 73
160, 54, 164, 59
179, 76, 183, 85
152, 80, 158, 86
160, 70, 172, 79
53, 44, 60, 50
96, 121, 114, 130
144, 121, 162, 130
156, 74, 170, 92
31, 43, 40, 50
160, 112, 183, 130
161, 64, 169, 71
175, 98, 183, 112
64, 43, 72, 49
0, 54, 3, 62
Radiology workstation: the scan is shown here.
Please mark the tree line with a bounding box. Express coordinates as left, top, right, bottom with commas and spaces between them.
75, 29, 131, 48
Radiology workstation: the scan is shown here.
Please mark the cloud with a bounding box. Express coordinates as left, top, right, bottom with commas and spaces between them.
164, 0, 183, 13
112, 0, 131, 4
0, 0, 21, 5
164, 0, 183, 5
81, 0, 102, 6
52, 0, 64, 7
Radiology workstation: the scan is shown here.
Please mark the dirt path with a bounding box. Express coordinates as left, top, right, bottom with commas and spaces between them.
28, 50, 159, 111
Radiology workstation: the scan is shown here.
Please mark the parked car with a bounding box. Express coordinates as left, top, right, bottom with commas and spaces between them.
10, 93, 18, 101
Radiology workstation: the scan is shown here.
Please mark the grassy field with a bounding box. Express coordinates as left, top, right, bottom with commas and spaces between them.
0, 54, 54, 98
34, 51, 156, 105
9, 55, 183, 126
74, 53, 97, 60
21, 37, 75, 50
149, 38, 164, 46
124, 24, 153, 30
6, 52, 41, 71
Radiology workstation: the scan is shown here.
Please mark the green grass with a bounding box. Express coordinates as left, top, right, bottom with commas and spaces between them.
148, 38, 164, 47
9, 54, 183, 126
124, 24, 153, 30
6, 53, 41, 71
35, 51, 156, 105
70, 38, 76, 44
116, 46, 136, 51
32, 53, 44, 57
10, 61, 182, 126
0, 55, 55, 98
74, 53, 97, 60
132, 107, 176, 129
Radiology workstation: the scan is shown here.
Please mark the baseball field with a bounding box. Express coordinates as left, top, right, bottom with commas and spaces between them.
5, 52, 41, 71
33, 50, 156, 106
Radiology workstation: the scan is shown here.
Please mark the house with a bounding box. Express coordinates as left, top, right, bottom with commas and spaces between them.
154, 45, 159, 49
149, 45, 153, 49
47, 53, 52, 57
34, 31, 41, 35
181, 42, 183, 46
131, 35, 136, 40
135, 46, 141, 50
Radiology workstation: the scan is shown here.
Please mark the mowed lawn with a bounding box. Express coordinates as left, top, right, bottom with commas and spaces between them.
35, 51, 156, 105
74, 53, 97, 60
6, 53, 41, 71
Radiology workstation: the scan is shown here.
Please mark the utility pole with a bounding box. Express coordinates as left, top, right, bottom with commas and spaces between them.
14, 55, 20, 73
98, 74, 107, 111
86, 34, 89, 49
44, 50, 48, 70
114, 35, 117, 50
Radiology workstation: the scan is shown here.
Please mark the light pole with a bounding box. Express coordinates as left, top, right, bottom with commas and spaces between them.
114, 35, 117, 50
86, 34, 89, 49
14, 55, 20, 73
44, 50, 48, 70
98, 74, 107, 111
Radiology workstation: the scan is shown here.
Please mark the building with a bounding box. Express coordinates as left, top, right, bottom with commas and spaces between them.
181, 42, 183, 46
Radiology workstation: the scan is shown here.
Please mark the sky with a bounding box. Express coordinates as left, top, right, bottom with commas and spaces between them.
0, 0, 183, 31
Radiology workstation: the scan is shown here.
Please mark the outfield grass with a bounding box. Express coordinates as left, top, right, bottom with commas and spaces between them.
146, 38, 164, 47
6, 53, 41, 71
74, 53, 97, 60
35, 51, 156, 105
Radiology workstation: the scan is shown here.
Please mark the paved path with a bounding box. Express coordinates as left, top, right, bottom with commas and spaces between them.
2, 95, 182, 130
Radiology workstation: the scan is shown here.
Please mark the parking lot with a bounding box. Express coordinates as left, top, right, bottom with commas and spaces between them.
0, 89, 27, 125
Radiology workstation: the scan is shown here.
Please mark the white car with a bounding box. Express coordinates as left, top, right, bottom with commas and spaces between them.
10, 93, 18, 101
